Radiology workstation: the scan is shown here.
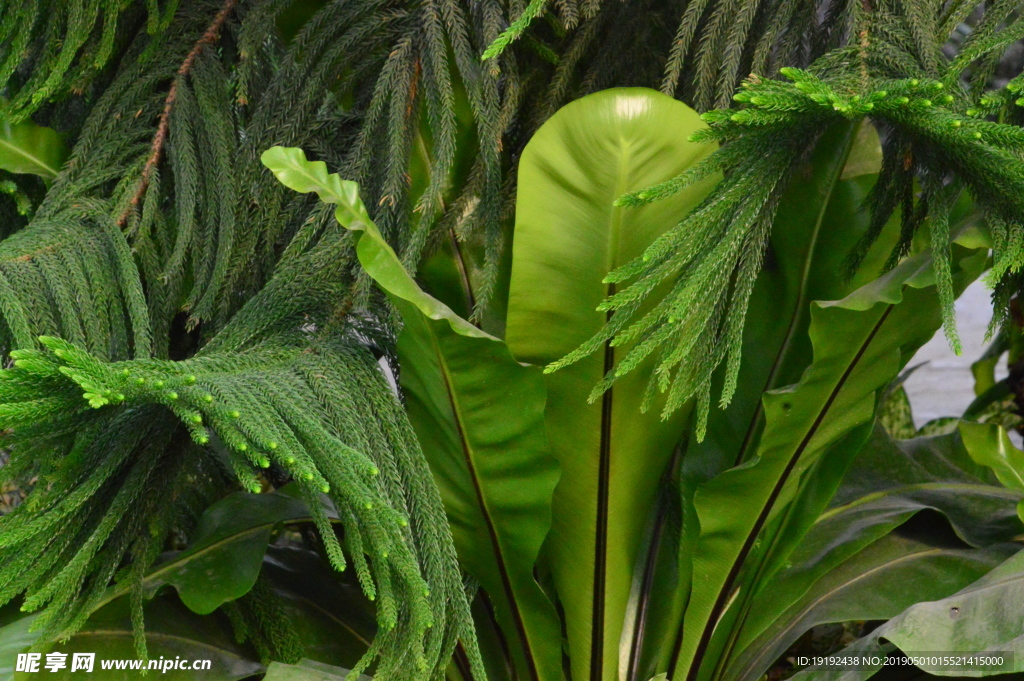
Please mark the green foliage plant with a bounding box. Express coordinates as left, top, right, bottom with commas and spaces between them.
255, 93, 1024, 681
3, 2, 1024, 681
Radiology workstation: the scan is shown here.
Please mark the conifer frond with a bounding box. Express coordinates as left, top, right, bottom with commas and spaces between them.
3, 0, 1024, 673
0, 320, 477, 679
222, 574, 305, 665
553, 50, 1024, 437
481, 0, 549, 61
2, 0, 511, 347
0, 0, 156, 123
0, 2, 503, 671
0, 399, 221, 650
0, 155, 480, 675
0, 173, 38, 234
0, 210, 151, 359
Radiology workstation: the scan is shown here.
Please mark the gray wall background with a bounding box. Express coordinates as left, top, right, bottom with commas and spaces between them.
904, 279, 1007, 427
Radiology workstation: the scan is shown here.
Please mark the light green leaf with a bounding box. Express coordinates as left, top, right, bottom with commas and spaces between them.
960, 421, 1024, 522
264, 659, 372, 681
688, 122, 875, 472
505, 87, 719, 681
0, 117, 68, 179
969, 331, 1008, 399
627, 121, 878, 681
797, 548, 1024, 680
262, 146, 564, 681
0, 610, 38, 681
839, 120, 882, 180
260, 146, 487, 340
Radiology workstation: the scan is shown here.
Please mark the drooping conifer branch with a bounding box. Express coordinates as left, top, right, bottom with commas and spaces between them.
3, 0, 1024, 675
553, 51, 1024, 437
120, 0, 239, 226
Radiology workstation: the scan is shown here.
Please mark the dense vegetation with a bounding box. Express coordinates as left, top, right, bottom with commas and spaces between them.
3, 1, 1024, 680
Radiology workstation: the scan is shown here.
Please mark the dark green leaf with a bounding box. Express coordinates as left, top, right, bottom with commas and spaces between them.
16, 594, 263, 680
157, 491, 315, 615
676, 233, 989, 680
93, 488, 332, 617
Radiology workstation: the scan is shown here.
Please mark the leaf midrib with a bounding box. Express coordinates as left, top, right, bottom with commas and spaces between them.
0, 130, 59, 179
590, 138, 634, 681
682, 304, 895, 681
426, 327, 541, 681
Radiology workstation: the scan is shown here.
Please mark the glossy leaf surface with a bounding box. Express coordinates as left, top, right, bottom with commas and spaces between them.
677, 234, 989, 681
262, 145, 563, 681
688, 121, 890, 473
0, 117, 68, 179
0, 608, 37, 681
797, 422, 1024, 680
736, 532, 1015, 681
506, 87, 718, 681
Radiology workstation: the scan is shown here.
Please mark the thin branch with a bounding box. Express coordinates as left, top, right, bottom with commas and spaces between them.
117, 0, 239, 227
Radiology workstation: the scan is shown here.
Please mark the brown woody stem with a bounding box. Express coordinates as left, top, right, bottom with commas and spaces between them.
117, 0, 238, 227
